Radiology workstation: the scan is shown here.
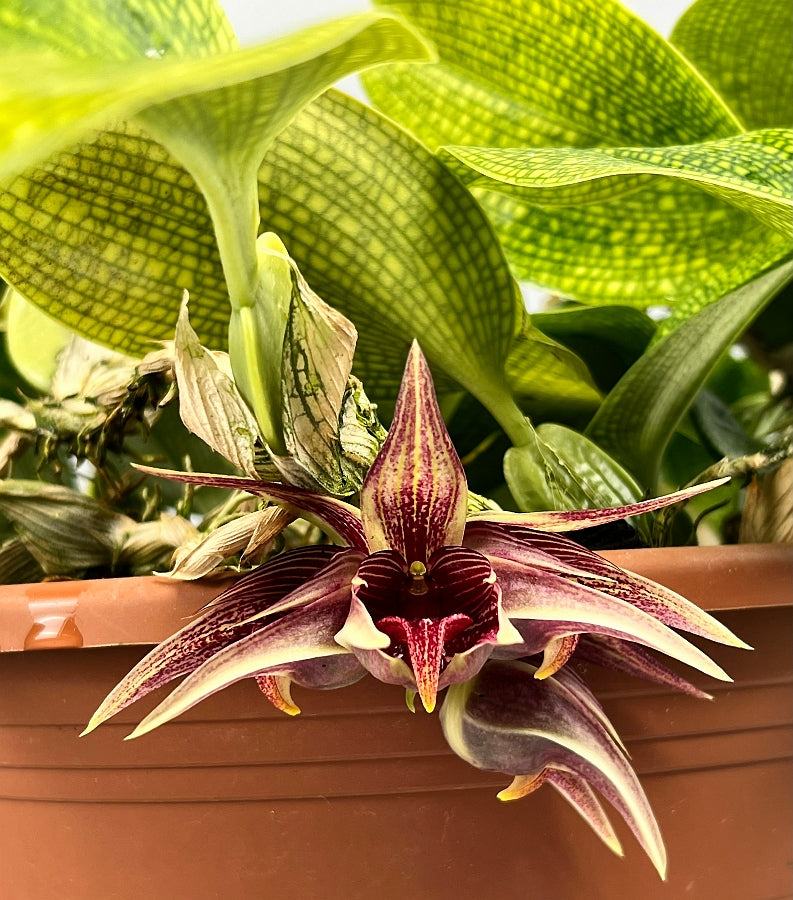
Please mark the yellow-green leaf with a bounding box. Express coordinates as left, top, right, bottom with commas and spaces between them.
586, 261, 793, 486
671, 0, 793, 130
0, 91, 528, 431
364, 0, 792, 312
365, 0, 739, 149
505, 318, 601, 420
438, 129, 793, 239
0, 4, 431, 187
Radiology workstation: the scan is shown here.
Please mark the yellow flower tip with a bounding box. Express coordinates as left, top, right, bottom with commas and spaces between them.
78, 720, 98, 738
534, 634, 579, 680
418, 687, 437, 714
256, 673, 301, 716
497, 773, 544, 802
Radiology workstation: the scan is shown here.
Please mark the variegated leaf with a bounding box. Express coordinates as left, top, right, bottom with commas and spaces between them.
281, 259, 359, 494
671, 0, 793, 131
174, 295, 261, 476
365, 0, 791, 313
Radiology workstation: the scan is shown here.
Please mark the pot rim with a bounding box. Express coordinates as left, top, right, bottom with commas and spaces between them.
0, 543, 789, 653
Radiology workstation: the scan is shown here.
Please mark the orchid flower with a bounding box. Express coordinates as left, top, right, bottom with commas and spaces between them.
85, 339, 741, 727
83, 342, 744, 871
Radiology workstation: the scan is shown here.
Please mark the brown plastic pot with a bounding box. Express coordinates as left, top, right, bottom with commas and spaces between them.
1, 543, 790, 900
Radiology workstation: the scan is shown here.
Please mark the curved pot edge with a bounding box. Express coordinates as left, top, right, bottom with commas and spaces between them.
0, 543, 789, 652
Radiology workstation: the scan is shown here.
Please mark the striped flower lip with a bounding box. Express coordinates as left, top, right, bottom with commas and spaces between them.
83, 342, 745, 872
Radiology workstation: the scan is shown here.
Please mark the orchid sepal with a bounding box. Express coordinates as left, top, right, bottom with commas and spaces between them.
133, 463, 368, 551
495, 558, 731, 683
498, 767, 624, 858
125, 589, 357, 740
360, 341, 467, 562
441, 660, 667, 878
471, 477, 730, 532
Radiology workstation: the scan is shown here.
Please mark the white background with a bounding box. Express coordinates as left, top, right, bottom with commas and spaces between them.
221, 0, 691, 47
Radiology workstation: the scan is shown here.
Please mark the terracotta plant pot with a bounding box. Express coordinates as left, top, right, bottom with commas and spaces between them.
1, 544, 790, 900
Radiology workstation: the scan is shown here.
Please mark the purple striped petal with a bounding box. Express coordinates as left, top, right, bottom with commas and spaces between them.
472, 478, 730, 532
493, 557, 731, 682
82, 547, 358, 735
337, 546, 510, 711
469, 520, 748, 648
498, 768, 623, 857
360, 342, 466, 564
576, 635, 712, 700
134, 464, 368, 551
126, 585, 357, 739
440, 660, 667, 877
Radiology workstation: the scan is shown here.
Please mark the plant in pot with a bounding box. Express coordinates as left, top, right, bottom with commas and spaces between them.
0, 0, 791, 898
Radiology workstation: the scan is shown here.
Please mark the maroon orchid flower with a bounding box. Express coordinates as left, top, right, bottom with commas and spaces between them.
84, 341, 742, 741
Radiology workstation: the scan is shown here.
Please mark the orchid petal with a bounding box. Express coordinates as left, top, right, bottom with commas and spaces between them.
498, 767, 623, 858
126, 587, 355, 739
475, 520, 748, 648
335, 593, 393, 651
82, 545, 346, 734
495, 558, 731, 682
535, 634, 580, 680
360, 341, 466, 563
134, 463, 368, 551
464, 521, 614, 581
576, 635, 713, 700
378, 614, 472, 712
255, 653, 365, 715
441, 660, 667, 877
255, 673, 300, 716
472, 477, 730, 532
340, 546, 510, 706
234, 550, 363, 621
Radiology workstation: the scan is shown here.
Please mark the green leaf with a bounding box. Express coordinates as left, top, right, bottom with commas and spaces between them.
504, 422, 642, 513
0, 479, 131, 574
0, 4, 431, 187
505, 318, 601, 419
0, 91, 526, 434
438, 129, 793, 239
475, 176, 790, 312
364, 0, 792, 311
586, 261, 793, 486
671, 0, 793, 130
4, 289, 73, 393
532, 305, 656, 392
365, 0, 739, 149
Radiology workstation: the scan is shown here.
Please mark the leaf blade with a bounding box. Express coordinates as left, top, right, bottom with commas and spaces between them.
586, 262, 793, 485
